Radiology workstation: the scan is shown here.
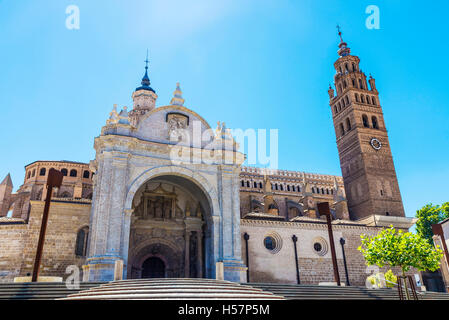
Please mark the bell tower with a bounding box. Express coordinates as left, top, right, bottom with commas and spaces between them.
328, 27, 405, 220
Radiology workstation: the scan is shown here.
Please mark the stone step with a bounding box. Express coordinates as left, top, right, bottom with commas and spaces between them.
62, 279, 284, 300
246, 283, 449, 300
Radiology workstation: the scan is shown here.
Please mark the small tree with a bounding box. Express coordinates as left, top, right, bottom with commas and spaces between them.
415, 202, 449, 245
358, 226, 443, 298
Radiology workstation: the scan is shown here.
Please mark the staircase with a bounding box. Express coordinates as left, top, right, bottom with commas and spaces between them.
0, 282, 104, 300
61, 278, 284, 300
2, 280, 449, 300
246, 283, 449, 300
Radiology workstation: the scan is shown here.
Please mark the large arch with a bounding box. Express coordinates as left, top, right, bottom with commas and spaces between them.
122, 165, 221, 279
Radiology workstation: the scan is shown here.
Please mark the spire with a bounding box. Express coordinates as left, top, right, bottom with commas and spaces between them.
336, 25, 351, 57
136, 50, 155, 93
1, 173, 13, 187
170, 82, 185, 106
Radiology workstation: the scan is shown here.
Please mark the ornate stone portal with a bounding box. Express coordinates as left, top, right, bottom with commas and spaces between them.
83, 65, 246, 282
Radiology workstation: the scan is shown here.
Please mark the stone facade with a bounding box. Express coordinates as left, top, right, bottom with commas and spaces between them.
0, 200, 90, 282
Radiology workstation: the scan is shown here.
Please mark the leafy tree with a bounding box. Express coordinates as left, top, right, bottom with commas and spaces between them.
415, 202, 449, 245
358, 226, 443, 276
358, 226, 443, 299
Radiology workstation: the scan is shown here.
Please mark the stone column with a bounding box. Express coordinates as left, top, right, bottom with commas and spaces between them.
197, 231, 203, 278
84, 152, 129, 281
218, 165, 246, 282
185, 230, 190, 277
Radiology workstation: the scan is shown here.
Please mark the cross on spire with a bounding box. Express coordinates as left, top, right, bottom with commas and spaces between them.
336, 25, 344, 42
144, 49, 149, 71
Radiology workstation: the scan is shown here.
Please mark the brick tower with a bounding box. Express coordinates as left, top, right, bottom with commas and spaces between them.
328, 29, 405, 220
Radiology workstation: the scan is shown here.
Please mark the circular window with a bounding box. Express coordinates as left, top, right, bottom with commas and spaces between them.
263, 232, 282, 254
264, 236, 276, 251
312, 237, 328, 256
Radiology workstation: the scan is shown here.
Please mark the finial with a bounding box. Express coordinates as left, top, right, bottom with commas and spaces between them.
336, 25, 351, 57
170, 82, 185, 106
135, 50, 155, 93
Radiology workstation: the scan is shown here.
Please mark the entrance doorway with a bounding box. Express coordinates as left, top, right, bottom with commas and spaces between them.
142, 257, 166, 278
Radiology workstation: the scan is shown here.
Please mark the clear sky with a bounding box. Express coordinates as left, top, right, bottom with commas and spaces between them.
0, 0, 448, 220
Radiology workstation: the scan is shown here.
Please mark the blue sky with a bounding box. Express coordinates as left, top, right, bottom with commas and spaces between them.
0, 0, 448, 220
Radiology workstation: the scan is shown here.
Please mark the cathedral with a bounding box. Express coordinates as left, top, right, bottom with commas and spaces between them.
0, 35, 416, 286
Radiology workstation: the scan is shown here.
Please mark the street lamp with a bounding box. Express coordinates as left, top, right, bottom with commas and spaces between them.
339, 237, 350, 286
292, 235, 300, 284
243, 233, 250, 282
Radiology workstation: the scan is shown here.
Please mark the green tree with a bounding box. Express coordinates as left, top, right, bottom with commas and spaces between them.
358, 226, 443, 298
415, 202, 449, 245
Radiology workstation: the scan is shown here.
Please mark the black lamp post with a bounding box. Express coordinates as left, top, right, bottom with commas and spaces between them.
339, 237, 350, 286
292, 235, 300, 284
243, 233, 250, 282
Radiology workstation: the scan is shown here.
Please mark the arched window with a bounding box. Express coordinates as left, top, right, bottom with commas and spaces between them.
334, 105, 338, 114
312, 187, 315, 193
316, 188, 320, 194
345, 63, 349, 72
61, 168, 68, 176
346, 118, 351, 131
75, 226, 89, 257
287, 185, 290, 191
338, 102, 341, 111
32, 169, 35, 177
339, 84, 343, 93
70, 169, 77, 177
352, 79, 356, 88
345, 95, 349, 105
39, 168, 46, 176
275, 184, 278, 190
280, 185, 283, 191
241, 180, 245, 187
340, 123, 345, 136
366, 96, 371, 104
253, 181, 257, 188
359, 79, 364, 89
326, 189, 330, 194
352, 63, 357, 72
362, 115, 369, 128
259, 182, 263, 188
27, 171, 31, 179
372, 97, 377, 105
343, 80, 347, 89
83, 170, 90, 179
292, 186, 296, 192
297, 186, 301, 192
355, 93, 359, 102
321, 188, 325, 194
372, 116, 379, 129
246, 181, 250, 188
60, 191, 71, 198
342, 98, 345, 107
361, 95, 365, 103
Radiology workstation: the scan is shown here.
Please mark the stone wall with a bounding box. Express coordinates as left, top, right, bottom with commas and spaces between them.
0, 200, 91, 282
240, 219, 414, 286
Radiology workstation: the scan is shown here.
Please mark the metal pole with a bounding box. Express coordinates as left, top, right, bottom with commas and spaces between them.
32, 169, 63, 282
243, 233, 250, 282
340, 238, 350, 286
317, 202, 341, 286
292, 235, 300, 284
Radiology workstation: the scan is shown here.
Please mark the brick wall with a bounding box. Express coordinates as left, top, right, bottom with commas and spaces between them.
0, 200, 91, 282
